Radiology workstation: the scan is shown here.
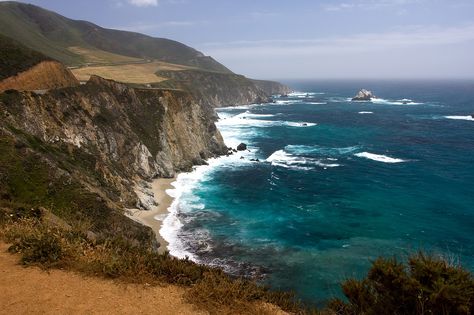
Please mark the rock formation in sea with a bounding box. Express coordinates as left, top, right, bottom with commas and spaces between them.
237, 143, 247, 151
352, 89, 376, 101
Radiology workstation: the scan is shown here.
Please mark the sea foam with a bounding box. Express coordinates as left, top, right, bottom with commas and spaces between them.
266, 149, 340, 170
445, 115, 474, 121
354, 152, 406, 163
371, 98, 423, 106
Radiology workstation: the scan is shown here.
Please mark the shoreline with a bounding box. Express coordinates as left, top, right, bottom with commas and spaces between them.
127, 105, 257, 257
126, 177, 176, 254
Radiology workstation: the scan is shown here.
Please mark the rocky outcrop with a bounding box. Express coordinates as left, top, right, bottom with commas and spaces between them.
155, 70, 272, 108
237, 143, 247, 151
0, 61, 79, 93
471, 113, 474, 118
0, 76, 227, 210
352, 89, 375, 101
251, 79, 292, 96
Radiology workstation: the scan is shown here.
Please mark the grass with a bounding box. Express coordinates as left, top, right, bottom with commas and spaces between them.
0, 1, 232, 72
0, 33, 51, 81
67, 46, 143, 65
71, 62, 168, 84
0, 208, 307, 314
71, 60, 201, 84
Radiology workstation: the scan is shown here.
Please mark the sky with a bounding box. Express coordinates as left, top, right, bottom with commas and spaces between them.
7, 0, 474, 79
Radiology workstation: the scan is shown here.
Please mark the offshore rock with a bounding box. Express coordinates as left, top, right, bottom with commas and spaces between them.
237, 143, 247, 151
352, 89, 376, 101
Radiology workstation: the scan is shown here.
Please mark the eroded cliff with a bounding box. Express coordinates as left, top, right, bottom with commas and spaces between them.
155, 70, 272, 108
251, 79, 292, 96
0, 76, 226, 243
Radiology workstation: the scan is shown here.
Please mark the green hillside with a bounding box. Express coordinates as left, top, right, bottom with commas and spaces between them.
0, 33, 52, 81
0, 1, 231, 73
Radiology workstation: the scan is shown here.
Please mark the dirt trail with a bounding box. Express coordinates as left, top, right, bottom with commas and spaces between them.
0, 243, 205, 315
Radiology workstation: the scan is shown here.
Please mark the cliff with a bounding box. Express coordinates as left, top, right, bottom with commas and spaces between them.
0, 61, 79, 93
155, 70, 272, 108
251, 79, 292, 96
0, 76, 226, 242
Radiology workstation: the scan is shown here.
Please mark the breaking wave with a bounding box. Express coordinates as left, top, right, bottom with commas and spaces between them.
354, 152, 406, 163
445, 115, 474, 121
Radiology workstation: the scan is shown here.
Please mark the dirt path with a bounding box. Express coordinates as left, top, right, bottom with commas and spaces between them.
0, 243, 205, 315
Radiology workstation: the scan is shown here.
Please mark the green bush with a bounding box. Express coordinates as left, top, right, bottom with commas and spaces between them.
7, 227, 64, 267
328, 254, 474, 315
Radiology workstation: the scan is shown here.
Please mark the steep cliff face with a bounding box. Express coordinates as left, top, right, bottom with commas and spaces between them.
0, 61, 79, 93
251, 79, 292, 96
156, 70, 271, 108
0, 76, 226, 240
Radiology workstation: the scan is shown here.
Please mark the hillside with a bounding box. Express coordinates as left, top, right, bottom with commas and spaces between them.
0, 1, 292, 105
0, 33, 52, 81
251, 79, 293, 96
155, 70, 271, 107
0, 1, 230, 72
0, 34, 79, 92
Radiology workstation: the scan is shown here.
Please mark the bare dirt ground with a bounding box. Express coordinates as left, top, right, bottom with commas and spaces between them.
0, 242, 206, 315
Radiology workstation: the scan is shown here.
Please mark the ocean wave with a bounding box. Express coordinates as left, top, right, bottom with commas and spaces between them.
306, 102, 327, 105
445, 115, 474, 121
274, 99, 302, 105
289, 91, 325, 98
285, 145, 360, 156
217, 113, 316, 129
242, 111, 276, 118
358, 111, 374, 114
218, 103, 261, 110
371, 98, 423, 106
266, 149, 341, 170
285, 122, 317, 127
354, 152, 406, 163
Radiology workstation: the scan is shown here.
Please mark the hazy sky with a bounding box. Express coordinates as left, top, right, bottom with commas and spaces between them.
10, 0, 474, 79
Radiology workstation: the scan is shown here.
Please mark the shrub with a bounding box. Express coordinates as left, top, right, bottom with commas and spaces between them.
0, 211, 307, 314
328, 254, 474, 315
4, 218, 65, 267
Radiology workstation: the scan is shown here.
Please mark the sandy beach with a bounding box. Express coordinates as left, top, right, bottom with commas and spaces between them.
127, 178, 175, 254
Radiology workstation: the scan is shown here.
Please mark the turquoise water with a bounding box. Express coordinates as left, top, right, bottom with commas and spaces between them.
162, 80, 474, 305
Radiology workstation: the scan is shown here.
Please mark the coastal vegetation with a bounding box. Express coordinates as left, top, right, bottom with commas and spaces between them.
0, 33, 51, 80
328, 255, 474, 314
0, 206, 304, 314
1, 203, 473, 314
0, 1, 230, 72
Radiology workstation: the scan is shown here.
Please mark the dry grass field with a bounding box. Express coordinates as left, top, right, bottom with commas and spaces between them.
68, 46, 143, 65
71, 60, 198, 84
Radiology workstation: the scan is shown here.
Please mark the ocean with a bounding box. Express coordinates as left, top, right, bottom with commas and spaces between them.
160, 80, 474, 305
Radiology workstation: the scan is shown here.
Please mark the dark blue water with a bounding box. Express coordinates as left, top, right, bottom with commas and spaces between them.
164, 80, 474, 305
